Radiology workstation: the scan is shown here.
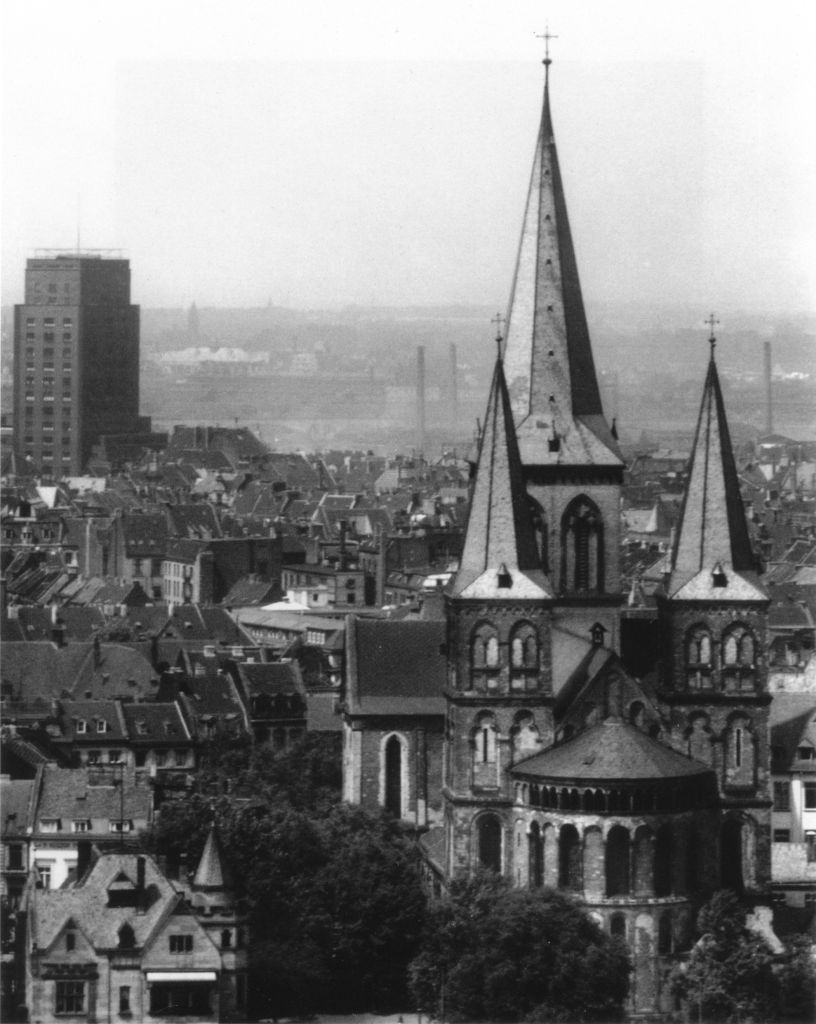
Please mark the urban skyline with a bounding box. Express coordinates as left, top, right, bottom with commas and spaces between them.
2, 1, 815, 312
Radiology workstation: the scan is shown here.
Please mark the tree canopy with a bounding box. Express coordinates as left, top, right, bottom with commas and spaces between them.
671, 890, 779, 1023
145, 735, 427, 1017
409, 872, 630, 1022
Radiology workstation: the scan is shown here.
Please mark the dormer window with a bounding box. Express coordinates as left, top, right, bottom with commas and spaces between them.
110, 820, 132, 834
798, 745, 815, 761
40, 819, 61, 833
712, 561, 728, 588
136, 721, 147, 736
72, 819, 92, 833
96, 719, 107, 734
496, 563, 512, 589
76, 719, 87, 734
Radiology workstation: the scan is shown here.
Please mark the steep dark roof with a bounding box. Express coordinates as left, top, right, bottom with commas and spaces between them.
346, 617, 445, 716
119, 702, 190, 743
770, 693, 816, 771
237, 661, 304, 696
36, 765, 152, 823
513, 719, 714, 783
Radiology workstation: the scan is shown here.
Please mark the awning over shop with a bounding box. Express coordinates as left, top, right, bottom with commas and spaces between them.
146, 971, 217, 983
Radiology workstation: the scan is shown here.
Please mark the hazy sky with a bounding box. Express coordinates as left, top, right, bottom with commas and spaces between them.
2, 0, 815, 312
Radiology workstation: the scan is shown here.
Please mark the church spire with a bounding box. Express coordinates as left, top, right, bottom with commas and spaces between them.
666, 323, 766, 600
452, 342, 552, 600
503, 51, 620, 468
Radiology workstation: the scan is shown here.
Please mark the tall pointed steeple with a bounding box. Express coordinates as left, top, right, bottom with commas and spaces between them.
666, 336, 766, 601
451, 352, 552, 599
502, 56, 620, 468
192, 823, 234, 893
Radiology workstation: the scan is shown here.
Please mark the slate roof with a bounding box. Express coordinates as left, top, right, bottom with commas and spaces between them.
121, 512, 168, 556
58, 700, 128, 741
13, 606, 106, 642
192, 826, 233, 891
237, 661, 305, 696
221, 577, 279, 607
35, 765, 152, 823
666, 354, 766, 601
1, 776, 37, 836
346, 617, 446, 716
119, 702, 191, 744
28, 852, 182, 955
166, 503, 222, 539
770, 693, 816, 772
452, 357, 551, 600
513, 718, 715, 783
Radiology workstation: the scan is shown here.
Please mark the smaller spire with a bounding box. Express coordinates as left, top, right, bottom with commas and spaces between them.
705, 313, 720, 359
192, 823, 233, 892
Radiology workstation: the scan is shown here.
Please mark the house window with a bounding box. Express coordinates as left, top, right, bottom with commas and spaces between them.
37, 864, 52, 888
798, 745, 815, 761
72, 820, 92, 833
110, 820, 132, 834
76, 719, 87, 734
96, 719, 107, 734
773, 829, 791, 843
55, 980, 85, 1014
773, 782, 790, 811
155, 751, 167, 767
119, 986, 131, 1013
39, 819, 61, 833
174, 749, 186, 767
169, 934, 194, 953
804, 783, 816, 810
7, 845, 23, 870
65, 931, 76, 951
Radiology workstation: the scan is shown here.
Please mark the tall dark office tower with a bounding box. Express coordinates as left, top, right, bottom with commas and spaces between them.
13, 253, 141, 477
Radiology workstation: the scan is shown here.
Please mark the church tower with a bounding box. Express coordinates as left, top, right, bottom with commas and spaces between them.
444, 349, 554, 878
657, 327, 772, 896
501, 50, 624, 678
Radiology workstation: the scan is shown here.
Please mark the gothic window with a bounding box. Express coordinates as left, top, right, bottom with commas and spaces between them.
721, 624, 757, 692
528, 496, 549, 572
382, 734, 405, 818
118, 923, 135, 949
685, 625, 713, 689
472, 714, 499, 789
509, 622, 539, 692
476, 814, 502, 873
471, 623, 500, 691
561, 496, 603, 592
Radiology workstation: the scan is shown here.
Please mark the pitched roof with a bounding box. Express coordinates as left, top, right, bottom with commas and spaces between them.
501, 63, 620, 469
192, 825, 233, 891
1, 776, 37, 835
451, 357, 551, 600
237, 661, 305, 696
666, 353, 767, 601
770, 693, 816, 771
345, 617, 445, 716
513, 718, 715, 783
36, 765, 152, 823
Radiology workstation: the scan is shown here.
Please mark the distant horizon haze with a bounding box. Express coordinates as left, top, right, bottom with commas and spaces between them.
2, 2, 815, 313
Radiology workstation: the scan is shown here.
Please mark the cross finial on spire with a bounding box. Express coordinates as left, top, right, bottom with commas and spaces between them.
705, 313, 720, 357
535, 24, 558, 68
491, 312, 506, 358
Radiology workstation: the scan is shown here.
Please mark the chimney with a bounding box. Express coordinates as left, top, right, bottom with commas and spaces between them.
416, 346, 426, 455
764, 340, 773, 435
449, 342, 458, 429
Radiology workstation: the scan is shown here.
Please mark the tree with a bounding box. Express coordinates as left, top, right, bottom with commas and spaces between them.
144, 739, 426, 1017
671, 890, 778, 1023
410, 873, 630, 1022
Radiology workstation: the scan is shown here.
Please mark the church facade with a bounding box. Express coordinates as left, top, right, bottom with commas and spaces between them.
341, 55, 772, 1016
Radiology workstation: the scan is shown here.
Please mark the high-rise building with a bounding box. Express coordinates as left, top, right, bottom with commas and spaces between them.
13, 253, 141, 477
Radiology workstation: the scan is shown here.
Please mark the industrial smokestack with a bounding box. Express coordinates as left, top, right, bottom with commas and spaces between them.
764, 341, 773, 435
449, 343, 458, 428
416, 346, 426, 455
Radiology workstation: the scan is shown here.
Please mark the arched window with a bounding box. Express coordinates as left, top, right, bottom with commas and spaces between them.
221, 929, 232, 948
561, 496, 604, 592
559, 824, 582, 891
383, 734, 405, 817
471, 623, 500, 691
685, 625, 713, 689
606, 825, 630, 896
510, 622, 539, 692
118, 923, 135, 949
529, 821, 543, 888
528, 496, 549, 573
722, 624, 757, 692
472, 714, 499, 789
658, 912, 673, 956
477, 814, 502, 872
